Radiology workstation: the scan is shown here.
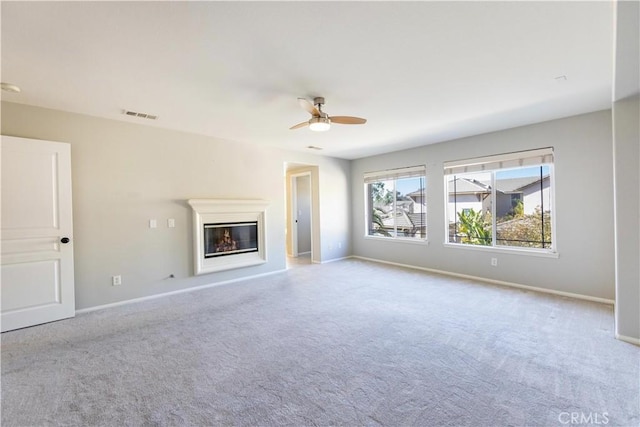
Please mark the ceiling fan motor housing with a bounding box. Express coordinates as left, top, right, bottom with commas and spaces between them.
313, 97, 328, 118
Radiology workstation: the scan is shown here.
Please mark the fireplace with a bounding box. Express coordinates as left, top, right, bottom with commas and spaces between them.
188, 199, 268, 275
204, 222, 258, 258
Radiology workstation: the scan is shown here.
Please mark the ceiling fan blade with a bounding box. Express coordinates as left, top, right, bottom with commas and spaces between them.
298, 98, 320, 116
329, 116, 367, 125
289, 121, 309, 130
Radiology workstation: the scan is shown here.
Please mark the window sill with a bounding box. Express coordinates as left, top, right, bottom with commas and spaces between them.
443, 242, 559, 258
364, 235, 429, 246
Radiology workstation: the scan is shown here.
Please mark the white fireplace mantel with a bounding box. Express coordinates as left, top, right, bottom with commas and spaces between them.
187, 199, 269, 275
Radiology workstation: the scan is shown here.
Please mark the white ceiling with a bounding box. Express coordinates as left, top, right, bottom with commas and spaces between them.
1, 1, 614, 160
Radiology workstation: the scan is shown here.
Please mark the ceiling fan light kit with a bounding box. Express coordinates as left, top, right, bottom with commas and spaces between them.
309, 116, 331, 132
290, 96, 366, 132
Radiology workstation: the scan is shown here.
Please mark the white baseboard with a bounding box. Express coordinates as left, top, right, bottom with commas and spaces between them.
76, 268, 287, 314
615, 333, 640, 346
351, 256, 615, 305
319, 256, 351, 264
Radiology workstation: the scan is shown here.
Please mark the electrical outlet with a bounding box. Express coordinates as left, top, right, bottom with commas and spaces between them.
112, 275, 122, 286
167, 218, 175, 228
491, 258, 498, 267
149, 219, 157, 229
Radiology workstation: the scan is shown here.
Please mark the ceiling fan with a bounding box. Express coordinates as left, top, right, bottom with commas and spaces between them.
290, 97, 367, 132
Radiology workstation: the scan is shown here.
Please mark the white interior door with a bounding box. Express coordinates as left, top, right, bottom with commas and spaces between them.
1, 136, 75, 332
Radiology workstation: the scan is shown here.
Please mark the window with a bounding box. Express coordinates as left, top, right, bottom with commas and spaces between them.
445, 148, 554, 252
365, 166, 426, 240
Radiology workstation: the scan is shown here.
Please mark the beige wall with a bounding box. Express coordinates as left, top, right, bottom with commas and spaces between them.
1, 102, 351, 309
352, 110, 616, 301
613, 0, 640, 342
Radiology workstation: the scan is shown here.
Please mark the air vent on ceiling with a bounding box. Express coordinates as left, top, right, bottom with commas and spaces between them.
122, 109, 158, 120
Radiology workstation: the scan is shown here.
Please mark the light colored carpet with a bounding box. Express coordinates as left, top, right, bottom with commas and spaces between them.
2, 259, 638, 426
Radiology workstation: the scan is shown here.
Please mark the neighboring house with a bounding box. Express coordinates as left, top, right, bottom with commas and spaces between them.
495, 175, 551, 216
518, 176, 551, 215
406, 189, 426, 205
447, 178, 491, 222
448, 175, 550, 222
377, 192, 426, 238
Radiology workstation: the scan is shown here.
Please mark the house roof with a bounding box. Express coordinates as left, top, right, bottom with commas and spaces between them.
514, 175, 550, 191
408, 213, 426, 228
496, 176, 549, 192
0, 2, 614, 160
447, 175, 550, 194
383, 212, 413, 229
383, 211, 426, 230
493, 177, 536, 192
447, 178, 490, 194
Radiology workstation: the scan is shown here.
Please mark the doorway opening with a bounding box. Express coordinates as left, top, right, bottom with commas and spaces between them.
285, 163, 319, 267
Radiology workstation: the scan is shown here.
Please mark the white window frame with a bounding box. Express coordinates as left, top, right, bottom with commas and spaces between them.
364, 165, 427, 243
443, 148, 557, 256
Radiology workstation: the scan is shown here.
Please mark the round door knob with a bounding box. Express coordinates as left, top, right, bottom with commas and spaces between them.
60, 237, 70, 244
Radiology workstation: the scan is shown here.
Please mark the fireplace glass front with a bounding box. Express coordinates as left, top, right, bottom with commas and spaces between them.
204, 222, 258, 258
